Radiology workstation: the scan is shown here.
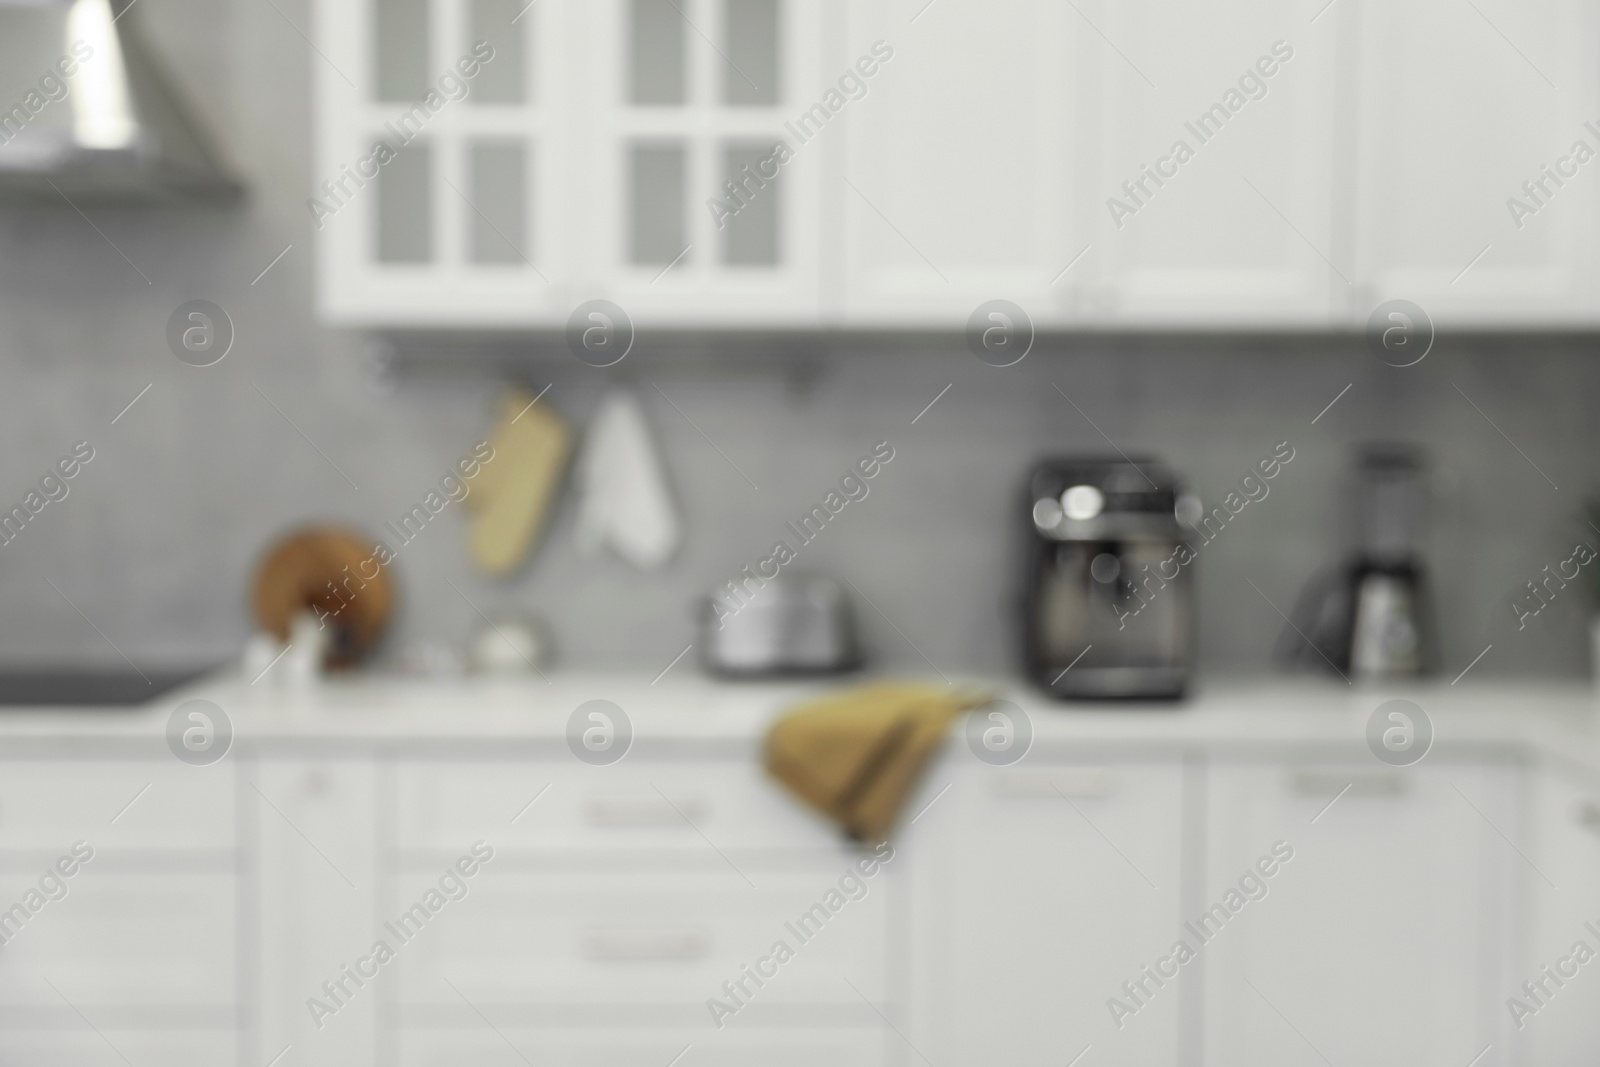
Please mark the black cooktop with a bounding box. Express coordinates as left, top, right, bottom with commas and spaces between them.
0, 667, 216, 706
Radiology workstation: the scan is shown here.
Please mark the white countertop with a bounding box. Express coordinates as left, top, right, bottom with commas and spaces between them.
2, 671, 1598, 772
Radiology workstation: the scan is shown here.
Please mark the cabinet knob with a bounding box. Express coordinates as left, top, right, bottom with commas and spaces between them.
585, 795, 703, 827
989, 769, 1116, 798
582, 927, 709, 961
1290, 771, 1408, 798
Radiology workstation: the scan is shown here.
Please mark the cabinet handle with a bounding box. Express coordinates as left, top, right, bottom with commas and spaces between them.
1290, 771, 1408, 798
990, 769, 1115, 799
584, 796, 704, 827
582, 928, 709, 961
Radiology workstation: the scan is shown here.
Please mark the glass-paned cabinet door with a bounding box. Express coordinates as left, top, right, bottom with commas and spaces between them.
315, 0, 569, 324
573, 0, 826, 325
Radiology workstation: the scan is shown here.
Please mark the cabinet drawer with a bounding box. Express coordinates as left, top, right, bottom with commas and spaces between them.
392, 870, 889, 1006
0, 760, 234, 851
397, 1027, 887, 1067
394, 761, 838, 851
0, 871, 236, 1005
0, 1030, 235, 1067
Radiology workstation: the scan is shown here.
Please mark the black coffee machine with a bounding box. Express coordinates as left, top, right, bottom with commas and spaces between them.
1021, 458, 1195, 700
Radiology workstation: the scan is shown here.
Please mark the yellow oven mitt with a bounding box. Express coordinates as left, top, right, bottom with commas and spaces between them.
467, 389, 572, 575
764, 683, 993, 843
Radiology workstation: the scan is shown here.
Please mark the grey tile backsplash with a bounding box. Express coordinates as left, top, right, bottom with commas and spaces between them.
0, 0, 1594, 680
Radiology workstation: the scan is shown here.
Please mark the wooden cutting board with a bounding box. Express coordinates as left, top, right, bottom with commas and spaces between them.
252, 527, 393, 668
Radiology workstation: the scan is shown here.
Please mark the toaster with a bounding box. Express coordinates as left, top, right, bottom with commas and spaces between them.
700, 575, 862, 677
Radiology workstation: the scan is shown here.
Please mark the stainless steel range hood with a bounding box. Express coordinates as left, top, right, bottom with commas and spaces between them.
0, 0, 241, 204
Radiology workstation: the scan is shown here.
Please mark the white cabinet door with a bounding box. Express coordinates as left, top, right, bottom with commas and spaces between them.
1516, 763, 1600, 1067
905, 755, 1187, 1067
1345, 0, 1600, 326
574, 0, 826, 326
0, 754, 239, 1066
1087, 1, 1341, 326
315, 0, 570, 326
838, 0, 1083, 328
1202, 759, 1514, 1067
254, 758, 379, 1067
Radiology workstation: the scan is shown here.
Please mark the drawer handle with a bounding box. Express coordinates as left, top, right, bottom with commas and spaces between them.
1291, 772, 1408, 798
584, 796, 704, 827
582, 928, 709, 961
990, 769, 1116, 799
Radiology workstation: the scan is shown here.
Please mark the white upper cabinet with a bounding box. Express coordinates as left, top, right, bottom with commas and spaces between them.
574, 0, 826, 325
316, 0, 825, 327
1088, 1, 1342, 326
315, 0, 565, 325
1346, 0, 1600, 326
837, 1, 1082, 327
313, 0, 1600, 327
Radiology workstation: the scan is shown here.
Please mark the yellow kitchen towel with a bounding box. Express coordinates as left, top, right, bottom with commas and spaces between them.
764, 683, 994, 843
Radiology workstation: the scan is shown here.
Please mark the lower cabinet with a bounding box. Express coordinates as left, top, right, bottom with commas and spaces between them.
254, 756, 382, 1067
1201, 759, 1517, 1067
1, 732, 1579, 1067
260, 748, 889, 1066
1516, 763, 1600, 1067
0, 868, 240, 1066
0, 750, 242, 1067
902, 756, 1189, 1067
903, 750, 1533, 1067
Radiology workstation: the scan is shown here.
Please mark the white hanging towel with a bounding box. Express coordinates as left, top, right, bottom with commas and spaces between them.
575, 390, 683, 569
